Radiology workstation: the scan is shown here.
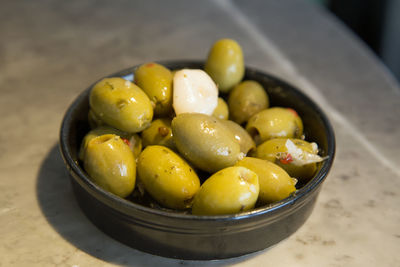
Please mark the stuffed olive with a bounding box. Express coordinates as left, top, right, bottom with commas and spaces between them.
253, 138, 324, 181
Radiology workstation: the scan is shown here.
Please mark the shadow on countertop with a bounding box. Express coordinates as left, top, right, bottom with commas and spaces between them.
36, 144, 262, 266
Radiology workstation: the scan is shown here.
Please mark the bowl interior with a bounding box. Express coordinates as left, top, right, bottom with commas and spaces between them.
60, 60, 335, 219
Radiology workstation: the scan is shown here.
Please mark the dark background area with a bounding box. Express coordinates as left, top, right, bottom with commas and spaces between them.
318, 0, 400, 83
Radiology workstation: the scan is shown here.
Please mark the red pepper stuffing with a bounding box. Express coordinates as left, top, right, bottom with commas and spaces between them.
122, 138, 131, 147
146, 63, 155, 67
287, 108, 298, 117
280, 153, 293, 164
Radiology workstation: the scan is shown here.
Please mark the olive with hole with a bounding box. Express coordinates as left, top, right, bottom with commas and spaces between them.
172, 113, 243, 173
134, 62, 173, 116
219, 119, 255, 155
228, 80, 269, 124
212, 97, 229, 120
252, 138, 324, 181
192, 166, 259, 215
235, 157, 297, 204
246, 107, 303, 144
89, 77, 153, 133
137, 145, 200, 210
83, 134, 136, 198
79, 125, 141, 161
205, 38, 244, 93
141, 118, 175, 149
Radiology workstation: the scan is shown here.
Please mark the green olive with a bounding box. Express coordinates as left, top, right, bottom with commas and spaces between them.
141, 118, 175, 149
79, 125, 142, 161
219, 119, 255, 155
235, 157, 296, 204
228, 80, 269, 124
246, 107, 303, 144
83, 134, 136, 198
80, 126, 124, 161
205, 39, 244, 93
212, 97, 229, 120
137, 145, 200, 209
172, 113, 243, 173
252, 138, 319, 181
192, 166, 259, 215
89, 77, 153, 133
134, 62, 173, 116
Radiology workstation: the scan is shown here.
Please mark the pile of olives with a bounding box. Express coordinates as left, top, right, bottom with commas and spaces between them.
79, 39, 325, 215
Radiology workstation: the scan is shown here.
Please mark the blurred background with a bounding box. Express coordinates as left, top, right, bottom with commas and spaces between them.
316, 0, 400, 82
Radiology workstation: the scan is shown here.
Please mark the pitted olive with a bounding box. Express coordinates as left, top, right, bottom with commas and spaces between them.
83, 134, 136, 198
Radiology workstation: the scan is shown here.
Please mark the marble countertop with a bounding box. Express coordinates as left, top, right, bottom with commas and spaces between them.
1, 0, 399, 266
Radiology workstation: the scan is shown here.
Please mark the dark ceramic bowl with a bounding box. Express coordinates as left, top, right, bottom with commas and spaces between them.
59, 60, 335, 260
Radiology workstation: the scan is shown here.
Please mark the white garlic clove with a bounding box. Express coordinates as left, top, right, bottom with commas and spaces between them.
173, 69, 218, 115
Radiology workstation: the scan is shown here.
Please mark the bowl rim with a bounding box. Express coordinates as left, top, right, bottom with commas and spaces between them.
59, 60, 335, 222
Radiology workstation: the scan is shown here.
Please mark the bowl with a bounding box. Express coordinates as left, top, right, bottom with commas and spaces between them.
59, 60, 335, 260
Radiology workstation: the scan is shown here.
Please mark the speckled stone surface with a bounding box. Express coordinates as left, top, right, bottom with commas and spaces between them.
1, 0, 399, 266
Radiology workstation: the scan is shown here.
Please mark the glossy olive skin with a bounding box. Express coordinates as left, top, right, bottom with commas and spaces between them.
80, 126, 124, 160
246, 107, 303, 144
235, 157, 296, 204
137, 145, 200, 210
212, 97, 229, 120
219, 119, 255, 155
228, 80, 269, 124
205, 39, 244, 93
252, 138, 318, 181
89, 77, 153, 133
192, 166, 259, 215
79, 126, 142, 161
134, 63, 173, 116
172, 113, 243, 173
141, 118, 175, 149
83, 134, 136, 198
